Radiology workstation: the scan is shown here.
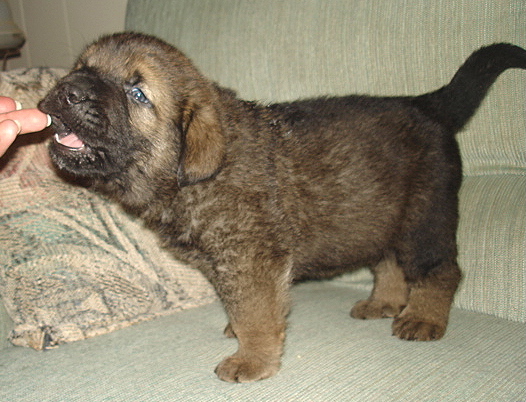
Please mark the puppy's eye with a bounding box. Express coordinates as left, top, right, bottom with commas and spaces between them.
129, 87, 150, 105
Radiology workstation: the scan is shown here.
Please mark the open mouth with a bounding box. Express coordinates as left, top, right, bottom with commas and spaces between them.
54, 132, 86, 151
52, 119, 88, 152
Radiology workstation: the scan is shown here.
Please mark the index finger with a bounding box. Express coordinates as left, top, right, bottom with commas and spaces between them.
0, 109, 52, 135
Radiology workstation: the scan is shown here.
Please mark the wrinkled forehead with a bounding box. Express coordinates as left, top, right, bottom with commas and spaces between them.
75, 40, 172, 83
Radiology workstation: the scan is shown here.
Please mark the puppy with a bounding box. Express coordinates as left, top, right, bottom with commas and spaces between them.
39, 33, 526, 382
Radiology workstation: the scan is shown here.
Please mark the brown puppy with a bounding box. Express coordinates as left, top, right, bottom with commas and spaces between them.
39, 33, 526, 382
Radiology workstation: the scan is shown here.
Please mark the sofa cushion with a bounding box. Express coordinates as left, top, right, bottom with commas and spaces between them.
456, 175, 525, 321
0, 281, 524, 401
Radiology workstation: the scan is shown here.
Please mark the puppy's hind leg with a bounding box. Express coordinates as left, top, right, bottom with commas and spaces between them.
350, 252, 409, 320
391, 212, 462, 341
393, 260, 461, 341
213, 253, 292, 383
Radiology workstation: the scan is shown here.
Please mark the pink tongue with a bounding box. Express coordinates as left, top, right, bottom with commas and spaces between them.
60, 133, 84, 148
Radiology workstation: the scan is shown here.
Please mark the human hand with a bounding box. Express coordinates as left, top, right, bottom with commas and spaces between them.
0, 96, 51, 157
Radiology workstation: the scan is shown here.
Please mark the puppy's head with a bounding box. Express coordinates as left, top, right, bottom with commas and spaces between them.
39, 32, 224, 192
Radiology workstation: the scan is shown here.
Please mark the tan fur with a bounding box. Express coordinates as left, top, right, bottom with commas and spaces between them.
351, 253, 408, 319
393, 267, 461, 341
180, 99, 225, 185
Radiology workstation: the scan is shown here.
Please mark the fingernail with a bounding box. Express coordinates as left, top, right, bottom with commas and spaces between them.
15, 100, 22, 111
46, 114, 52, 127
12, 119, 22, 135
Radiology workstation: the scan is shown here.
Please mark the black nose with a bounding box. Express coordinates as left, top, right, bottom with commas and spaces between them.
65, 84, 87, 104
52, 72, 101, 107
39, 70, 113, 117
38, 73, 96, 115
60, 75, 97, 105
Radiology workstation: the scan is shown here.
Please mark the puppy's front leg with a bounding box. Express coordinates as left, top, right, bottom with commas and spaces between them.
213, 254, 291, 383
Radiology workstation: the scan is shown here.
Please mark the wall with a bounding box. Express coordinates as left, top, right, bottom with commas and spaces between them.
7, 0, 127, 69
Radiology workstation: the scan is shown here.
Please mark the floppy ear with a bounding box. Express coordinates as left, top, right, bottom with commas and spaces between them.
178, 98, 225, 186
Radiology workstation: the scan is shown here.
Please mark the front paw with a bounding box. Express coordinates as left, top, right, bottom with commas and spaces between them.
215, 354, 280, 383
350, 299, 404, 319
392, 315, 446, 341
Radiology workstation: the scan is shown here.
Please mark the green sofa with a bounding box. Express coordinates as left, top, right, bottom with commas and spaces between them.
1, 0, 524, 400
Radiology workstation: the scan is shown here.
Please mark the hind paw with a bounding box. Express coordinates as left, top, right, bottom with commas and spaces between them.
392, 316, 446, 341
350, 299, 404, 319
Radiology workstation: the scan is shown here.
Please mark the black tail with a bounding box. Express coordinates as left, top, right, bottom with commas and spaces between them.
414, 43, 526, 133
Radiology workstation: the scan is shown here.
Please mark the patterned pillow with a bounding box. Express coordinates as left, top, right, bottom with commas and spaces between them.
0, 68, 216, 349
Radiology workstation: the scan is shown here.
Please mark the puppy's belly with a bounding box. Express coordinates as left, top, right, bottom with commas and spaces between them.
291, 225, 391, 281
292, 256, 378, 281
